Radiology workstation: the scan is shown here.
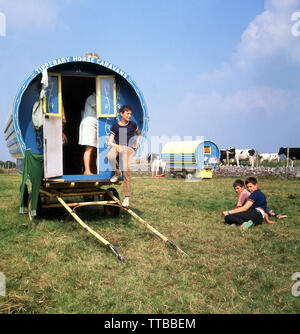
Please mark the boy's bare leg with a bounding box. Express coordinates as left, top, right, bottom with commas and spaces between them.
107, 147, 122, 179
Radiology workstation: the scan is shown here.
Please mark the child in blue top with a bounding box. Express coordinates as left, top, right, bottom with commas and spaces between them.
107, 105, 141, 207
222, 177, 267, 231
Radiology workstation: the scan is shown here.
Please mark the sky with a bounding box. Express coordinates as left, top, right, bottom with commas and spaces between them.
0, 0, 300, 161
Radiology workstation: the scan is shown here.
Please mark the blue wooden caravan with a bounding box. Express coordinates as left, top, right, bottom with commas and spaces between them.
161, 140, 220, 179
3, 54, 188, 261
4, 54, 149, 180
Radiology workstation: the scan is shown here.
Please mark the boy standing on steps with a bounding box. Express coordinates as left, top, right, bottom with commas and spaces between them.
107, 105, 141, 208
222, 177, 267, 231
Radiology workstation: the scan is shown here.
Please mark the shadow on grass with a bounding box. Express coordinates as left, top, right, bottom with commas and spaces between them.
33, 204, 146, 229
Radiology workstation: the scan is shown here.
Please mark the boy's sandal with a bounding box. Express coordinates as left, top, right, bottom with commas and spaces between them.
239, 220, 253, 231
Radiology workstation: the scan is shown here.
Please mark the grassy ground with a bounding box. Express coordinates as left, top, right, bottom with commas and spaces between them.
0, 173, 299, 314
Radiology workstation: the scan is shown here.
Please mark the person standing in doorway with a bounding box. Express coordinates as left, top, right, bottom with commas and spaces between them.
79, 91, 97, 174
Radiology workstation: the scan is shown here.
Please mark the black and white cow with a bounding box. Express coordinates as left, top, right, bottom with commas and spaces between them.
235, 149, 256, 167
259, 153, 280, 164
220, 148, 236, 165
278, 147, 300, 167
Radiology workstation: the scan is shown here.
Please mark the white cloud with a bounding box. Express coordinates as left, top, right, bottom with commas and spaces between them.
235, 0, 300, 64
266, 0, 299, 11
177, 86, 300, 151
193, 0, 300, 148
179, 86, 299, 118
200, 0, 300, 83
0, 0, 64, 32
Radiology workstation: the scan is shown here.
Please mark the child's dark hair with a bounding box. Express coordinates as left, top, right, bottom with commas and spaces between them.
233, 179, 244, 188
119, 105, 132, 114
245, 177, 258, 185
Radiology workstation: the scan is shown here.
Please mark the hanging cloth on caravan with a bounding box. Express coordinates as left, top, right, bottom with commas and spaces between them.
32, 69, 48, 149
19, 150, 44, 217
32, 68, 48, 131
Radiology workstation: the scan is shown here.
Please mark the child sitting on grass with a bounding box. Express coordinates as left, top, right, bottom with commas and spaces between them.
233, 179, 250, 208
222, 177, 267, 231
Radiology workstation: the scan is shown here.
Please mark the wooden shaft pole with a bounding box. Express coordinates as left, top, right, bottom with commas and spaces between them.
107, 192, 188, 256
57, 196, 109, 245
56, 196, 126, 262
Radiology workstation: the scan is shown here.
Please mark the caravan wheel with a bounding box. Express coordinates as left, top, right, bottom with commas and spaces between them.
104, 188, 120, 218
185, 172, 193, 180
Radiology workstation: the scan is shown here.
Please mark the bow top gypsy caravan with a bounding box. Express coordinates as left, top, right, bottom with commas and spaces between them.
3, 54, 193, 263
4, 53, 149, 224
5, 54, 149, 180
161, 140, 220, 179
2, 55, 191, 262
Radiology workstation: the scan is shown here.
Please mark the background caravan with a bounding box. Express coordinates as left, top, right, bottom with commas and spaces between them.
161, 140, 220, 179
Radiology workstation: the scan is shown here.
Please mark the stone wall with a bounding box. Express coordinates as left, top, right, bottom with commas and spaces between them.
131, 160, 151, 175
131, 159, 300, 179
213, 165, 300, 179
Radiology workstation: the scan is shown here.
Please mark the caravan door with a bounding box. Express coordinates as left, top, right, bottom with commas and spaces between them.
43, 73, 63, 178
96, 75, 117, 177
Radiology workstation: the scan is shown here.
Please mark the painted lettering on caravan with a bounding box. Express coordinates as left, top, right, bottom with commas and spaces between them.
35, 57, 70, 74
34, 56, 128, 79
95, 58, 128, 79
73, 56, 128, 78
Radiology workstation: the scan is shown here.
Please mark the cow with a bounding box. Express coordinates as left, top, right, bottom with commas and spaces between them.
278, 147, 300, 167
147, 153, 160, 173
220, 148, 236, 165
235, 149, 256, 167
151, 159, 167, 177
147, 153, 159, 164
259, 153, 280, 164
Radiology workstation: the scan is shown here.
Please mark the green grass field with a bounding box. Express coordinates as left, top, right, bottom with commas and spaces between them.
0, 173, 299, 314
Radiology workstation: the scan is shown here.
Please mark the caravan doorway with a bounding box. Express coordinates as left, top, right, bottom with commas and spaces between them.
61, 76, 96, 176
